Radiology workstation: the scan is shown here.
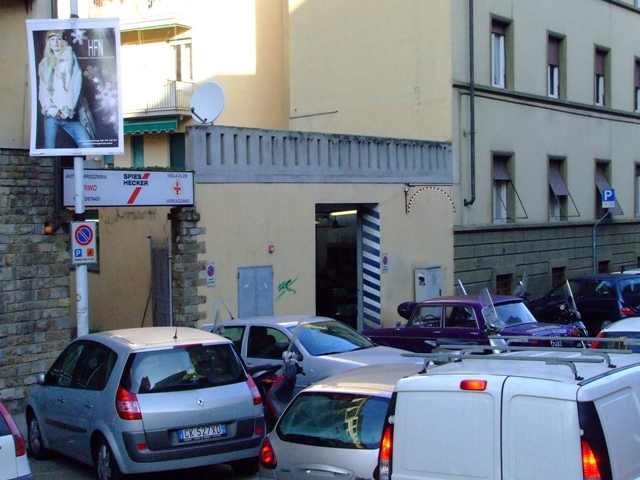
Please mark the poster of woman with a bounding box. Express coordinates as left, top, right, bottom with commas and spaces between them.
26, 18, 123, 157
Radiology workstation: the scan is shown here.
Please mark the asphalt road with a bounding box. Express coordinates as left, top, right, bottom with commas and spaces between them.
16, 415, 258, 480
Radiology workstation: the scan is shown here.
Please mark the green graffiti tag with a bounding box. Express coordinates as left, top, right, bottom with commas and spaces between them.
276, 277, 298, 301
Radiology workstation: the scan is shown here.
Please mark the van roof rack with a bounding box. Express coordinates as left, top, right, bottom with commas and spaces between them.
402, 340, 640, 380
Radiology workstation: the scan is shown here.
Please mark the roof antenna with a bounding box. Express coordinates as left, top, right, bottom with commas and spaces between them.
173, 326, 178, 339
219, 297, 235, 320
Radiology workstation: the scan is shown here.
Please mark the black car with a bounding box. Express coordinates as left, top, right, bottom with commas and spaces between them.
528, 274, 640, 336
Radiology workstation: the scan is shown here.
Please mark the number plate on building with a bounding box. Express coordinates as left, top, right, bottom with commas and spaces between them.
178, 423, 226, 442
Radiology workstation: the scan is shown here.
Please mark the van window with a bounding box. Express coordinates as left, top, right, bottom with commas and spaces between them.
122, 344, 244, 393
277, 392, 389, 449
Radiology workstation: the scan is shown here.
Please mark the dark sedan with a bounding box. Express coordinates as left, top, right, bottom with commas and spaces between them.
362, 294, 580, 353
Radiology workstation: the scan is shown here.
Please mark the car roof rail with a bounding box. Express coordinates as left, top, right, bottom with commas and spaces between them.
402, 339, 640, 380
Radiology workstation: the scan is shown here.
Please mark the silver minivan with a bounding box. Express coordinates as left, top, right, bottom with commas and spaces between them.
26, 327, 265, 480
258, 363, 423, 480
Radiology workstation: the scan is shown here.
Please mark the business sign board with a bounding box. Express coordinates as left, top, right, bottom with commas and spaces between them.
71, 221, 97, 265
63, 169, 194, 207
26, 18, 123, 157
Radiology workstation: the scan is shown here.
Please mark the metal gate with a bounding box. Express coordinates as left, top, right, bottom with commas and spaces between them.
150, 237, 172, 326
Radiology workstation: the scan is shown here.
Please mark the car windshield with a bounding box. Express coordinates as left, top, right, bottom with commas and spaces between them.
486, 301, 538, 329
123, 344, 245, 394
277, 392, 390, 449
619, 278, 640, 306
287, 320, 375, 356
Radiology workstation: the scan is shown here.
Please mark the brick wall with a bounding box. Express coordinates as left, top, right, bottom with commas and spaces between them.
0, 150, 72, 415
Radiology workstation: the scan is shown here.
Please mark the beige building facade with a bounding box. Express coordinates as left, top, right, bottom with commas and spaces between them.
4, 1, 640, 412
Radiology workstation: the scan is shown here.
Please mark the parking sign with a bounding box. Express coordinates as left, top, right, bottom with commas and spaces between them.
602, 188, 615, 209
71, 222, 98, 265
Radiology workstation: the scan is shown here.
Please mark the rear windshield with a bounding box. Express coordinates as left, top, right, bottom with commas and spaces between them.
287, 321, 375, 356
277, 392, 389, 449
592, 332, 640, 353
122, 343, 245, 394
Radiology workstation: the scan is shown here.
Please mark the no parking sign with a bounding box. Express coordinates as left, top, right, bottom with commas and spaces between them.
71, 222, 98, 265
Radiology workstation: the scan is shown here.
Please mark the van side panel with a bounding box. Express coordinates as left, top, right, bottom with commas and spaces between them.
595, 387, 640, 480
502, 378, 582, 480
392, 375, 503, 479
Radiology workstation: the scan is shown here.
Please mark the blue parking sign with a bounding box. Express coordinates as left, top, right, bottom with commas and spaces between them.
602, 188, 615, 208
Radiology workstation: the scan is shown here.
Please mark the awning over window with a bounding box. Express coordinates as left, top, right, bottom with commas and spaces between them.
493, 158, 511, 181
595, 167, 623, 215
548, 162, 569, 196
124, 118, 178, 135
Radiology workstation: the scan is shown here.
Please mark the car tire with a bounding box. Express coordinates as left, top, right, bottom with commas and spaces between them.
95, 437, 124, 480
229, 456, 259, 475
27, 413, 50, 460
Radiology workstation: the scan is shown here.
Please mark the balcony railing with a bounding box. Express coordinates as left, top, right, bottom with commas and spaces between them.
123, 80, 194, 118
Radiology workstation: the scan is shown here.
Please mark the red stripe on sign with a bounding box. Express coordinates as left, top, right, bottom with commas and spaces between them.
127, 187, 142, 204
142, 173, 150, 179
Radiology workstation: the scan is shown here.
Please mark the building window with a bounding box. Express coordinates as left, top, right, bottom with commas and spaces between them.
493, 155, 510, 223
635, 164, 640, 217
635, 59, 640, 112
598, 260, 610, 274
170, 133, 186, 168
171, 39, 192, 83
496, 274, 513, 295
595, 162, 623, 216
491, 19, 508, 89
551, 267, 566, 287
548, 158, 570, 221
548, 35, 561, 98
132, 135, 144, 168
595, 48, 608, 106
103, 155, 114, 168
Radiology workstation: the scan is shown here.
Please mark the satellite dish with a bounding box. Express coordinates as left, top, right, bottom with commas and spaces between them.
190, 82, 225, 124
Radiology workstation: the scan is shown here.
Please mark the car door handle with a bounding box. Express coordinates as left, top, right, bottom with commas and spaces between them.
57, 396, 65, 404
85, 402, 93, 409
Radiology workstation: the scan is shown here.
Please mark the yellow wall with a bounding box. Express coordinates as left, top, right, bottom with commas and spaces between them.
288, 0, 453, 141
195, 183, 455, 327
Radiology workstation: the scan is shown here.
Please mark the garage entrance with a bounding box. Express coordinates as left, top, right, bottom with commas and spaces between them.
315, 204, 381, 331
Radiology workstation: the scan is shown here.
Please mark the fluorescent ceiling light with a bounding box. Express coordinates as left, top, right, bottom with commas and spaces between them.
330, 210, 357, 217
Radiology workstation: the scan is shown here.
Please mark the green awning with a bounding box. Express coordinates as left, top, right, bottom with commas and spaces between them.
124, 118, 178, 135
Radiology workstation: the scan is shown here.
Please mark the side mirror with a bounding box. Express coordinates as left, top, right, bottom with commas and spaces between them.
397, 301, 418, 320
37, 373, 46, 385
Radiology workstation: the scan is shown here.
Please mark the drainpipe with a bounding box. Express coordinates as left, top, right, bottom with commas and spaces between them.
592, 209, 610, 273
464, 0, 476, 207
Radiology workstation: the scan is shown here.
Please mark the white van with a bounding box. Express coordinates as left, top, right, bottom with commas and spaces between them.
377, 348, 640, 480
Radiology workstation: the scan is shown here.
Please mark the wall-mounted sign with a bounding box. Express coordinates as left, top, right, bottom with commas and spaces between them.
26, 18, 123, 157
63, 169, 194, 207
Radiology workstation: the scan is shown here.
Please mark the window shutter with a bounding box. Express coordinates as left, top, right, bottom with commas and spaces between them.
595, 49, 606, 75
492, 19, 507, 35
635, 60, 640, 88
548, 37, 560, 67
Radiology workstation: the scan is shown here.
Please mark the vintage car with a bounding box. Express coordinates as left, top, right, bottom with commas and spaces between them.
362, 292, 582, 353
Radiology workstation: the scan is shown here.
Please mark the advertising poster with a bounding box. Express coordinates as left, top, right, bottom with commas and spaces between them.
26, 18, 123, 156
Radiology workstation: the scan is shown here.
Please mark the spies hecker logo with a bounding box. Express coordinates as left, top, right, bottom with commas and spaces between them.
126, 173, 150, 204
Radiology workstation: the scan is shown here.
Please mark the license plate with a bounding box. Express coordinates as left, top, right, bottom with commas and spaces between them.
178, 423, 227, 442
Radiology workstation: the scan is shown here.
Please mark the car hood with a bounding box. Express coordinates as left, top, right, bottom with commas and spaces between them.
501, 322, 574, 336
322, 345, 422, 365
